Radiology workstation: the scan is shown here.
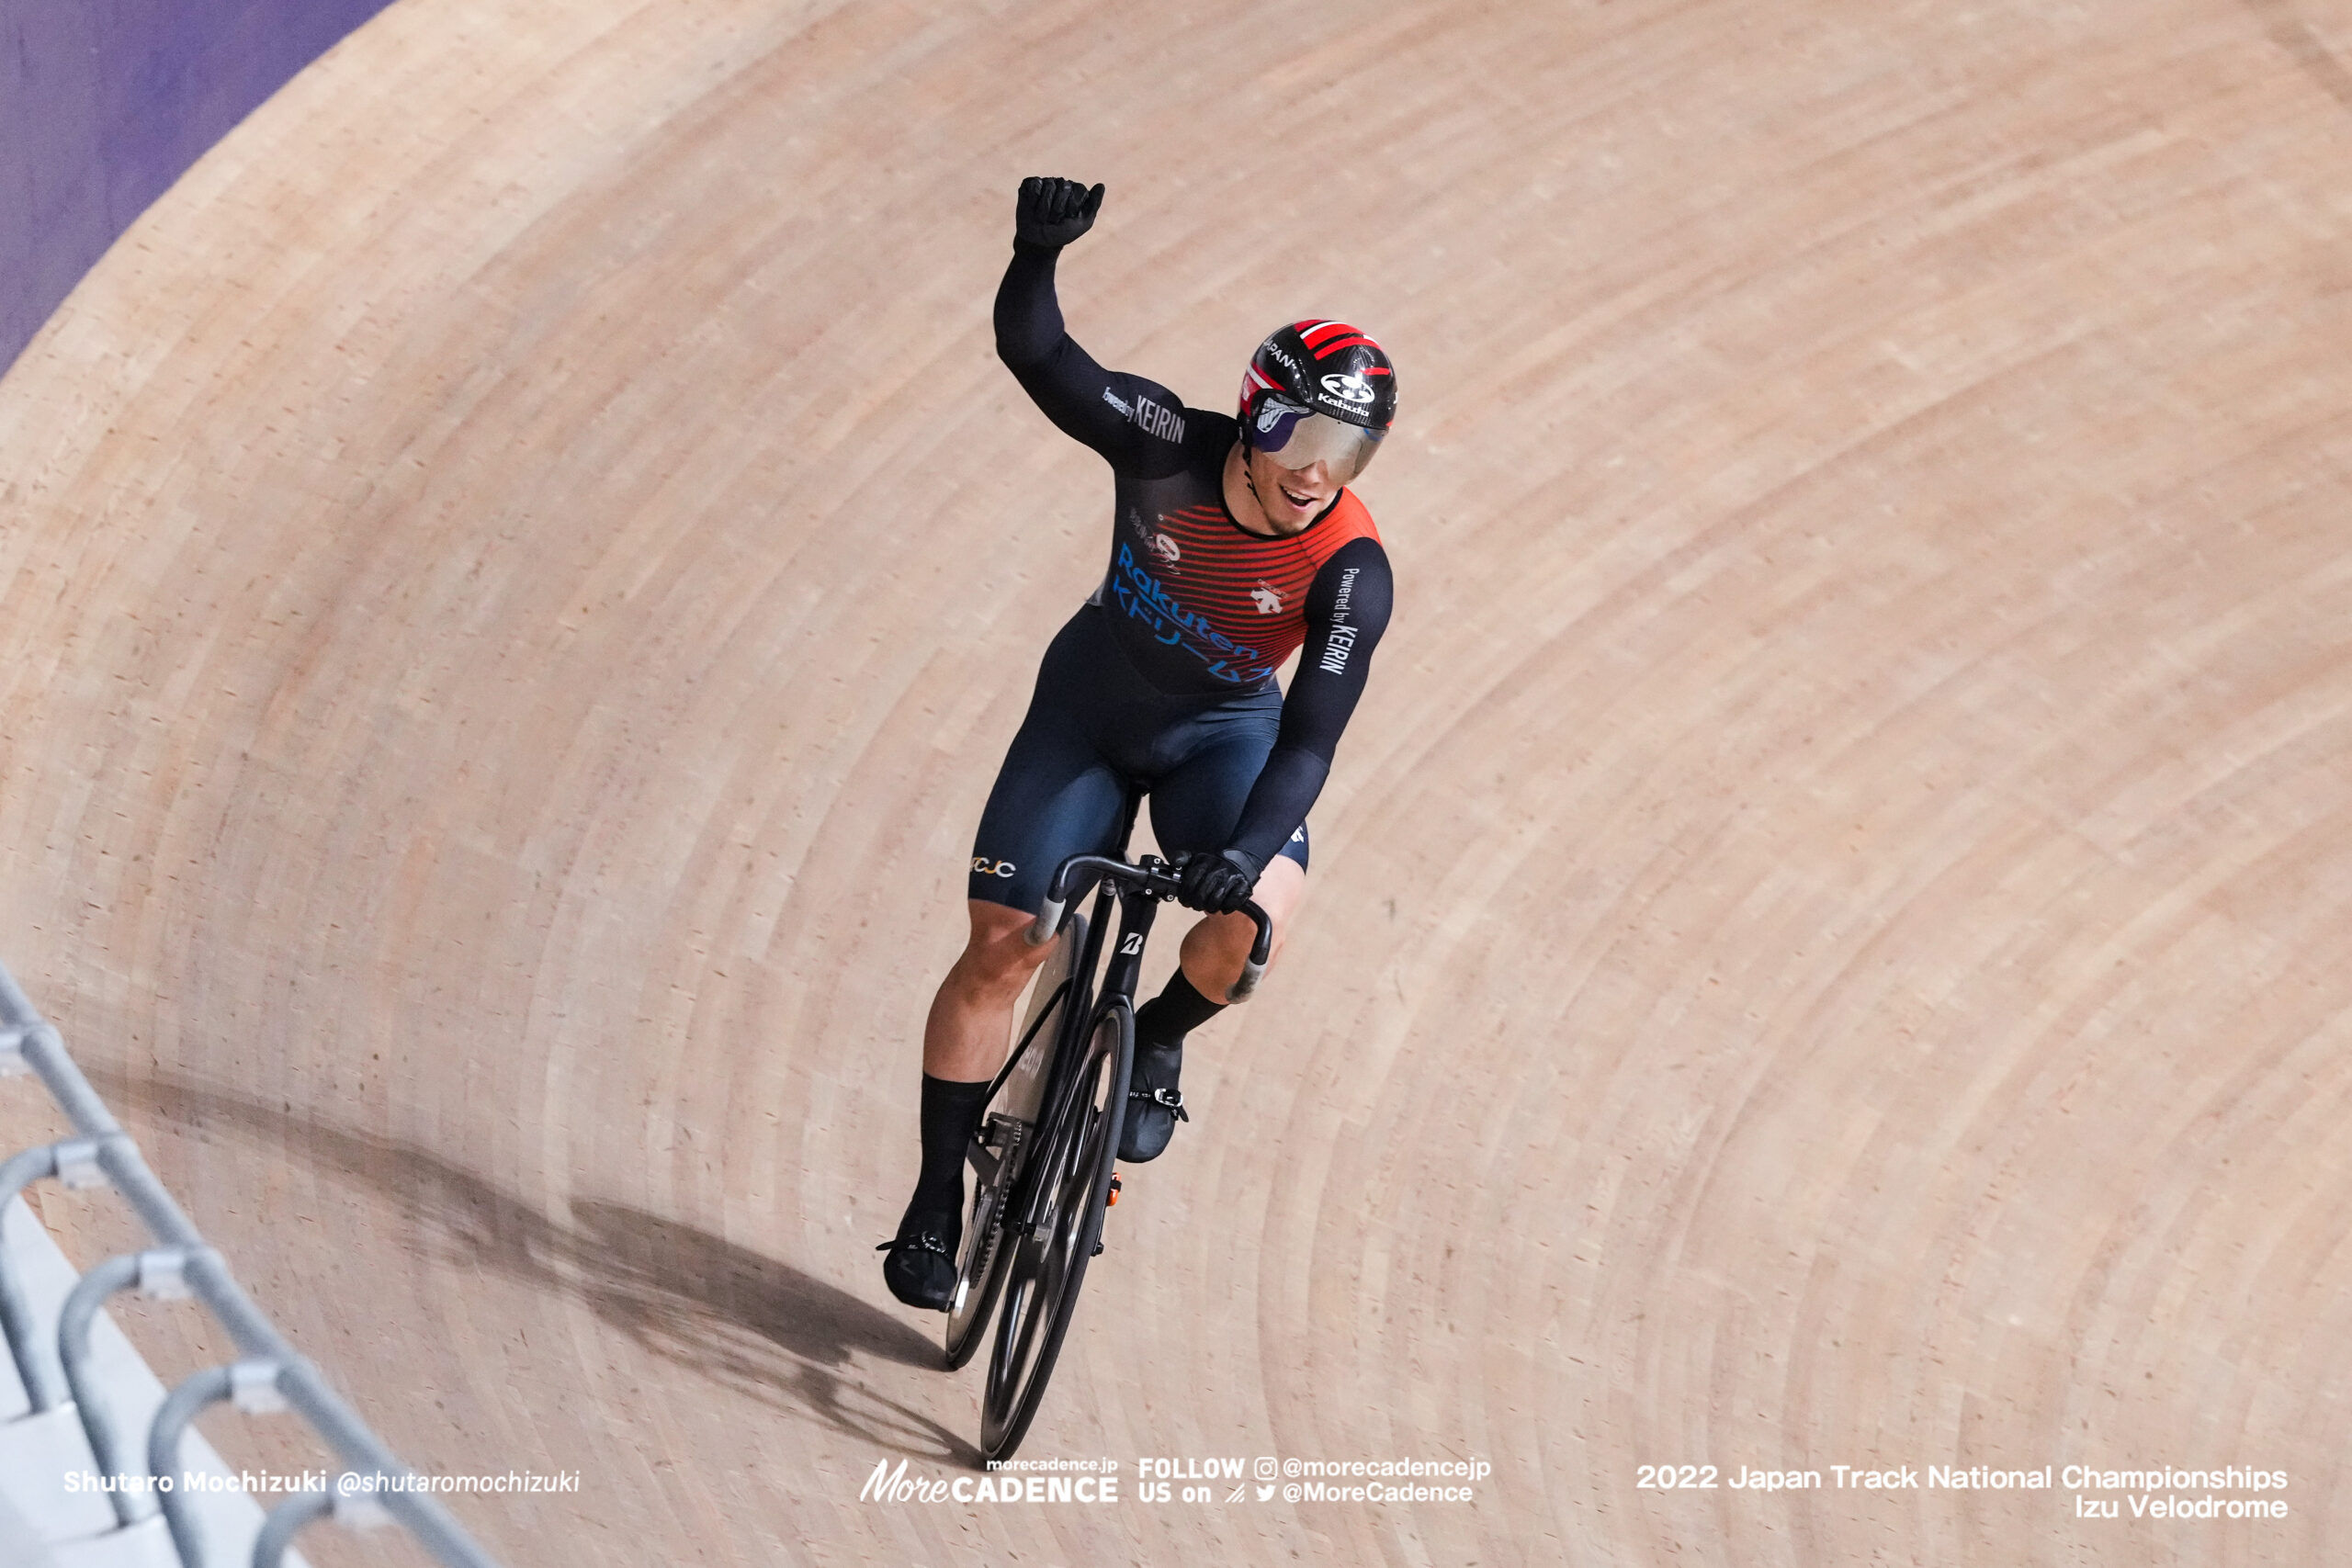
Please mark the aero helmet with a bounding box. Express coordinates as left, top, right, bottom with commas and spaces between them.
1236, 321, 1396, 483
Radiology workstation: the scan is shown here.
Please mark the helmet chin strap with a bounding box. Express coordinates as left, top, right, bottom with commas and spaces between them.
1237, 437, 1274, 528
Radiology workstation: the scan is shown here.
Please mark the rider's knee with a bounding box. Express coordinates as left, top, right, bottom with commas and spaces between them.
956, 907, 1052, 996
971, 941, 1050, 993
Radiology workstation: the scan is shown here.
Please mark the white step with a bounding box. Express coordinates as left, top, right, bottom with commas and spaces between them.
0, 1196, 307, 1567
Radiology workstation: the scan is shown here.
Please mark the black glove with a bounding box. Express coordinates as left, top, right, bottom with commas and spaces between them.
1175, 849, 1262, 916
1014, 175, 1104, 252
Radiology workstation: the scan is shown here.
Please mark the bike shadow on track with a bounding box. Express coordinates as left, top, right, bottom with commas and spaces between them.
82, 1062, 980, 1468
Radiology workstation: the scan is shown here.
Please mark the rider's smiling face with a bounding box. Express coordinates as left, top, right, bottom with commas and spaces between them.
1243, 444, 1337, 535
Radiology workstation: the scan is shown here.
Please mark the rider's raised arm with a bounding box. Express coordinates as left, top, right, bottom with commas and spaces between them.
993, 246, 1191, 479
1225, 536, 1396, 869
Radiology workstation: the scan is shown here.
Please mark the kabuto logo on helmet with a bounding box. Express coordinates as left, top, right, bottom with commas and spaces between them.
1321, 372, 1375, 406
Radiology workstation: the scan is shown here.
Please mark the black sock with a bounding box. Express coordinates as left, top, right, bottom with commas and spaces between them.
905, 1074, 990, 1230
1134, 970, 1224, 1055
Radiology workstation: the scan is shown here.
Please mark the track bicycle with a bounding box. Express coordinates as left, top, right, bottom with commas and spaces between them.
942, 819, 1271, 1460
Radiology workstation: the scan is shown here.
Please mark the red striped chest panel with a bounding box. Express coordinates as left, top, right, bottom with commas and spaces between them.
1095, 486, 1381, 692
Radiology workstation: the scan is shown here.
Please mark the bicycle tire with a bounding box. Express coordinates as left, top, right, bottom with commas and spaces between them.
978, 1001, 1132, 1459
945, 917, 1089, 1369
944, 1119, 1017, 1370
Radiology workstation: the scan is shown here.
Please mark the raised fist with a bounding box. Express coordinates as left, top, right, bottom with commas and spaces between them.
1014, 176, 1105, 252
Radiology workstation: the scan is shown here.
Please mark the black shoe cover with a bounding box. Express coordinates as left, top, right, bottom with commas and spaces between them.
879, 1214, 959, 1311
1119, 1041, 1189, 1163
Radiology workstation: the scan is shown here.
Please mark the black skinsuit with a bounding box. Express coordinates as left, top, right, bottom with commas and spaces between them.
967, 246, 1395, 911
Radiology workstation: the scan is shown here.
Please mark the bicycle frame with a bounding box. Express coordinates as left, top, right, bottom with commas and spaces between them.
957, 837, 1279, 1456
1001, 868, 1162, 1238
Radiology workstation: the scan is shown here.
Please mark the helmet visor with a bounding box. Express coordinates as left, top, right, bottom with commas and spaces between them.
1249, 397, 1384, 482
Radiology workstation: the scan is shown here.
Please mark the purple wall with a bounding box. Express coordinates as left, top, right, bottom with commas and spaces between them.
2, 0, 393, 378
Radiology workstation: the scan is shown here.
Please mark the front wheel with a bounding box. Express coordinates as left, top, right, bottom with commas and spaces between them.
978, 1003, 1132, 1460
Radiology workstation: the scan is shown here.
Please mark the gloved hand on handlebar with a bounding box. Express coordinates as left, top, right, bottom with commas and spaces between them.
1174, 848, 1263, 916
1014, 175, 1104, 252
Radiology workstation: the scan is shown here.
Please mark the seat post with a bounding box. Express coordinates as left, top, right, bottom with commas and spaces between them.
1112, 785, 1142, 860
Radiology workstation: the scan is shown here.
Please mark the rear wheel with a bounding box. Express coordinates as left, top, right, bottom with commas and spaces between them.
945, 919, 1087, 1369
978, 1003, 1132, 1460
944, 1116, 1020, 1369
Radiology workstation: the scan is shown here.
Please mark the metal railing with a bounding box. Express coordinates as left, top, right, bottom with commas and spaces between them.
0, 960, 503, 1568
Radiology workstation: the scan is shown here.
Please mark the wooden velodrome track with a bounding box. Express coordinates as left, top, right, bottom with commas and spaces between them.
4, 0, 2350, 1562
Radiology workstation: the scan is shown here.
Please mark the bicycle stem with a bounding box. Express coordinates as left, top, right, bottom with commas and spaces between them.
1027, 855, 1272, 1003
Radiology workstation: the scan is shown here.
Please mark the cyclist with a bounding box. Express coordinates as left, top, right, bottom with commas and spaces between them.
882, 176, 1397, 1310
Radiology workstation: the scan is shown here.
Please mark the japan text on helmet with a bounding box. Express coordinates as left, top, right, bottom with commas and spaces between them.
1236, 321, 1396, 483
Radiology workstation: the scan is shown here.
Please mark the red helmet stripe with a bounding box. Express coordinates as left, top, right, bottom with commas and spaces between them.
1297, 321, 1384, 358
